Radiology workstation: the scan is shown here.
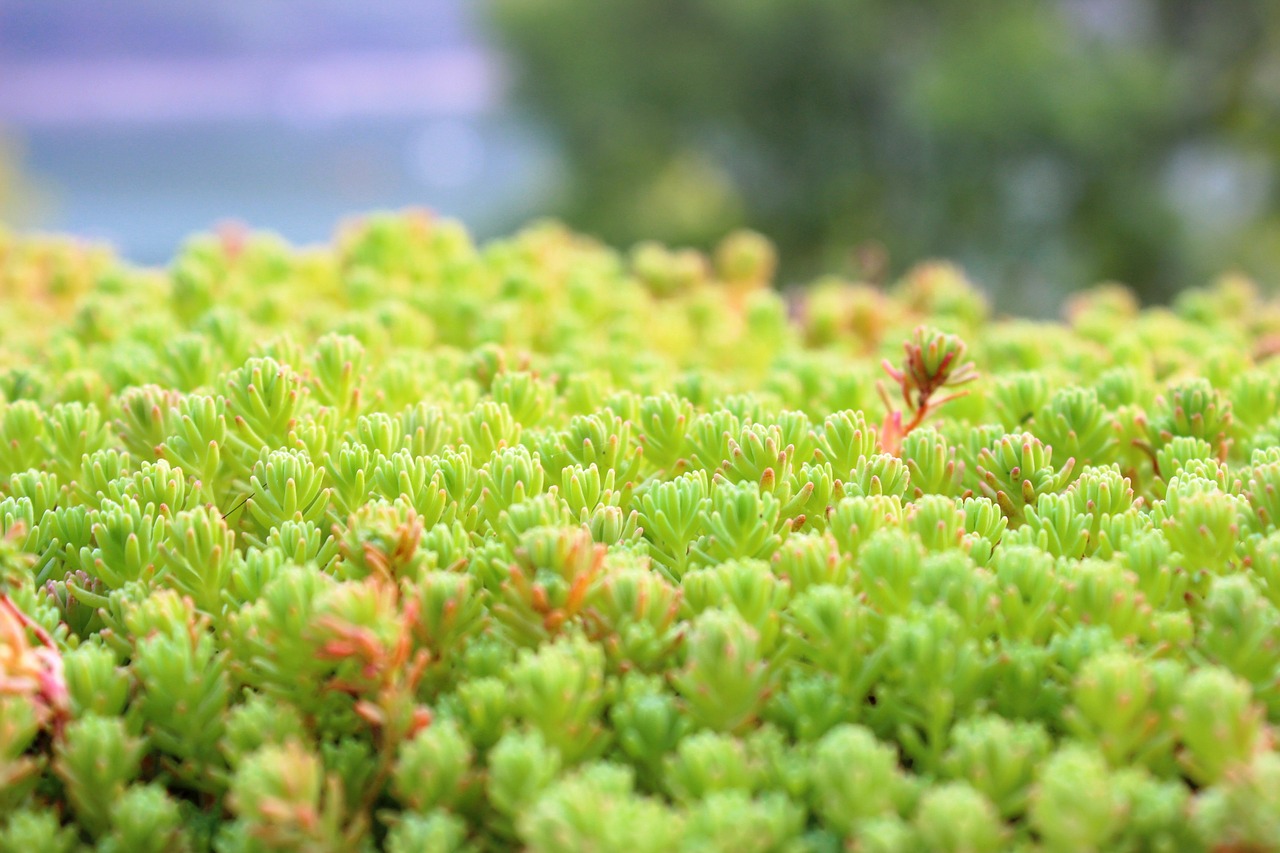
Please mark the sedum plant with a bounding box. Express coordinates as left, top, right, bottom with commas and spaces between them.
0, 212, 1279, 849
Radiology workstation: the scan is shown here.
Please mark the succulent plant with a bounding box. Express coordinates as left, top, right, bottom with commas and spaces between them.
0, 214, 1277, 848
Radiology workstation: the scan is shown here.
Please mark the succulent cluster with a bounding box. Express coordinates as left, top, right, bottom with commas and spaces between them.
2, 213, 1280, 851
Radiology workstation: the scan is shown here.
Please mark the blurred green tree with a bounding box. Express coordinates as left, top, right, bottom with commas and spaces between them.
485, 0, 1280, 311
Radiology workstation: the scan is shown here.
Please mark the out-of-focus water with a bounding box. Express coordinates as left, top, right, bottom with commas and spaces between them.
1, 0, 557, 265
16, 117, 555, 266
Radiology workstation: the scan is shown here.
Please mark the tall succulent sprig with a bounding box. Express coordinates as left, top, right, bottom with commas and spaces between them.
878, 326, 979, 455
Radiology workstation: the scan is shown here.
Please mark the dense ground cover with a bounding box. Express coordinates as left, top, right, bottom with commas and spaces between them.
1, 211, 1280, 851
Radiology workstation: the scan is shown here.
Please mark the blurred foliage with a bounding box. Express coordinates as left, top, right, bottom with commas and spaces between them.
485, 0, 1280, 310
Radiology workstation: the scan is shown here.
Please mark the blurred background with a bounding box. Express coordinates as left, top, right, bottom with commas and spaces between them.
3, 0, 1280, 315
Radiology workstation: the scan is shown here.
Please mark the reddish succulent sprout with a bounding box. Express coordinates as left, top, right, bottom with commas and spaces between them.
506, 536, 605, 634
878, 328, 978, 454
316, 584, 433, 745
1254, 332, 1280, 362
315, 585, 437, 819
342, 513, 425, 582
0, 593, 70, 735
216, 219, 250, 262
